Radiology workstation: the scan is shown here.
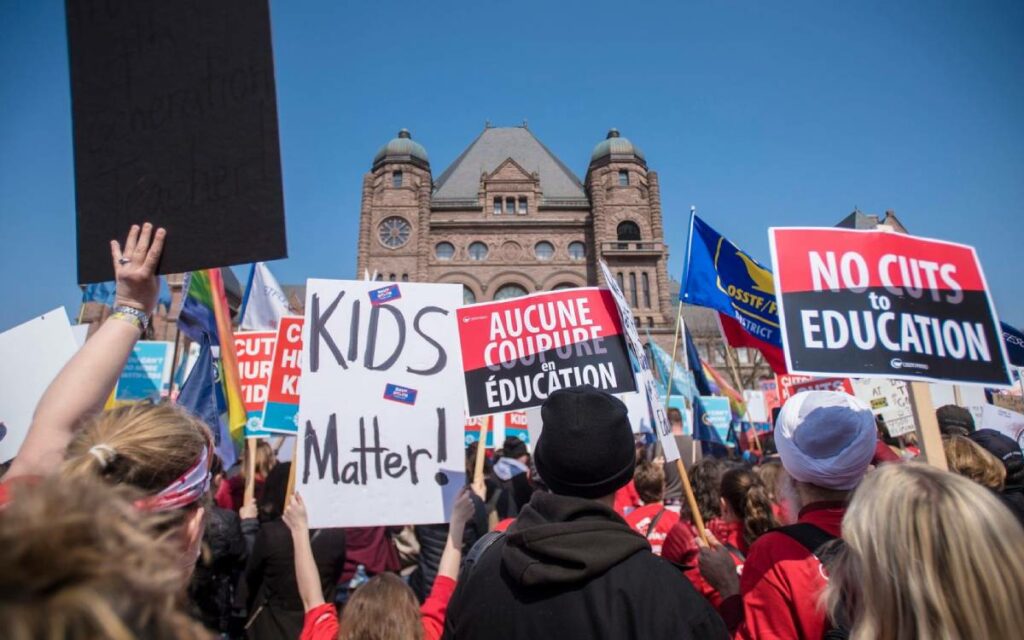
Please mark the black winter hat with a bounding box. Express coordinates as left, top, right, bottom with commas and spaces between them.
502, 436, 528, 460
534, 386, 635, 499
969, 429, 1024, 478
936, 405, 975, 435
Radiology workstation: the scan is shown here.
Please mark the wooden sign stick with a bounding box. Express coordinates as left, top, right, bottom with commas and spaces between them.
472, 418, 490, 496
285, 448, 298, 498
243, 437, 258, 506
908, 381, 948, 471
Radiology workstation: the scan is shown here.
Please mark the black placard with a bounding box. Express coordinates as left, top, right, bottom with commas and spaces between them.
66, 0, 287, 283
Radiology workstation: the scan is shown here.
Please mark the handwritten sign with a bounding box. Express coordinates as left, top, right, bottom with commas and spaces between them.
297, 280, 465, 528
66, 0, 287, 283
850, 378, 915, 437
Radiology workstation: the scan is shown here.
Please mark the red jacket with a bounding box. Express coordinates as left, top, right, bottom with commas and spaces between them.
624, 502, 680, 556
731, 502, 846, 640
662, 518, 745, 607
613, 480, 642, 516
300, 574, 456, 640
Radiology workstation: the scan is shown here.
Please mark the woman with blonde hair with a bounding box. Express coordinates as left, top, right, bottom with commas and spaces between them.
2, 224, 213, 566
826, 463, 1024, 640
942, 435, 1005, 490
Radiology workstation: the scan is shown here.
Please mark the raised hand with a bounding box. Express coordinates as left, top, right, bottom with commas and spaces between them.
111, 222, 166, 314
282, 492, 309, 535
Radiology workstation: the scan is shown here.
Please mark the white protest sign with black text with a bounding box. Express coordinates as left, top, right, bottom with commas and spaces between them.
850, 378, 916, 438
297, 280, 465, 528
0, 308, 78, 462
770, 228, 1012, 386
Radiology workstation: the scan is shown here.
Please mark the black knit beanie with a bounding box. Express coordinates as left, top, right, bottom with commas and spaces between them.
533, 386, 635, 499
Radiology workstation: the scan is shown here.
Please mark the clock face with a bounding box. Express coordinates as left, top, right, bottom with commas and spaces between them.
378, 216, 411, 248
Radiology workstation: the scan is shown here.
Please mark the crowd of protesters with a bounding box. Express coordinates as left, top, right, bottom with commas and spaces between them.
2, 224, 1024, 640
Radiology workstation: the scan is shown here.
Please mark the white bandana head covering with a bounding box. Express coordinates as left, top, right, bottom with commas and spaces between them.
775, 390, 877, 491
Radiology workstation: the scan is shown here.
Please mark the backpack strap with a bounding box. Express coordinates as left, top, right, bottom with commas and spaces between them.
645, 507, 667, 540
463, 530, 505, 576
773, 523, 837, 560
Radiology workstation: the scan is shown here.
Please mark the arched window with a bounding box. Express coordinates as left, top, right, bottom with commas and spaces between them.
388, 273, 396, 281
568, 241, 586, 260
617, 221, 641, 241
493, 197, 502, 215
534, 241, 554, 261
494, 283, 528, 300
463, 286, 477, 305
392, 171, 403, 188
629, 273, 638, 307
642, 273, 650, 308
618, 170, 629, 186
435, 242, 455, 260
468, 242, 489, 261
401, 274, 409, 282
616, 272, 624, 292
552, 283, 577, 291
518, 197, 528, 214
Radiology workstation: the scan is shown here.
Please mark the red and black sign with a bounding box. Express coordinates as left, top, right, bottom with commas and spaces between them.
457, 289, 636, 416
770, 228, 1012, 386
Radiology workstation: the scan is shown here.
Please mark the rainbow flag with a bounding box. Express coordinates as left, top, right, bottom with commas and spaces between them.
700, 358, 747, 416
179, 269, 248, 447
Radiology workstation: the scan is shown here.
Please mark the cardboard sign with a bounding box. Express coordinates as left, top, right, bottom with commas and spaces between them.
978, 404, 1024, 449
66, 0, 287, 283
789, 377, 854, 396
262, 317, 303, 434
850, 378, 916, 437
115, 341, 174, 401
699, 396, 733, 444
742, 389, 769, 423
296, 280, 465, 528
0, 309, 78, 462
235, 331, 276, 437
770, 228, 1012, 386
457, 288, 636, 415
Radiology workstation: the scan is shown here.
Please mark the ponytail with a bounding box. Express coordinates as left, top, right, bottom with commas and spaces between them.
721, 468, 781, 548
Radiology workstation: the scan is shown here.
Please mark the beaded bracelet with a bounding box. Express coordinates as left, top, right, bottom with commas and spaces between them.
110, 305, 150, 335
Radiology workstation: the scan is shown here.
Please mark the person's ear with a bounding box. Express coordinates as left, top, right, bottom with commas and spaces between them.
719, 496, 729, 517
185, 505, 206, 553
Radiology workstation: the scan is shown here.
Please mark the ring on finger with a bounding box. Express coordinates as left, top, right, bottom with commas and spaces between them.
118, 257, 131, 265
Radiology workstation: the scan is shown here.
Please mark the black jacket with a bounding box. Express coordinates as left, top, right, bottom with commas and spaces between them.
189, 506, 246, 633
442, 492, 728, 640
409, 494, 489, 601
244, 520, 346, 639
1001, 485, 1024, 528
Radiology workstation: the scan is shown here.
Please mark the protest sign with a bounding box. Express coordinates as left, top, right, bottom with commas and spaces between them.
978, 404, 1024, 448
262, 317, 302, 434
114, 341, 174, 402
742, 390, 769, 423
464, 415, 495, 448
776, 374, 817, 403
296, 280, 465, 528
698, 396, 733, 444
235, 331, 276, 437
850, 378, 916, 437
0, 309, 78, 462
993, 393, 1024, 415
760, 378, 780, 412
457, 287, 636, 415
504, 411, 530, 445
770, 228, 1012, 386
789, 377, 854, 396
66, 0, 287, 283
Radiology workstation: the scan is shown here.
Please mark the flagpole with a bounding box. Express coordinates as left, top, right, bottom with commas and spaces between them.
663, 302, 709, 545
723, 343, 763, 454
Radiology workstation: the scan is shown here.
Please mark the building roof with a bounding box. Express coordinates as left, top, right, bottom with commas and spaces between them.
835, 209, 908, 232
373, 129, 429, 170
590, 128, 645, 163
432, 126, 587, 205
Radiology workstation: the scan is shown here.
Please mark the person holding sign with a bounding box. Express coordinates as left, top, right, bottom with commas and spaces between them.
698, 390, 876, 639
441, 386, 727, 640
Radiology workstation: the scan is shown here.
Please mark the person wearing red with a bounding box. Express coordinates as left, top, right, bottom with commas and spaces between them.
612, 479, 641, 516
287, 489, 476, 640
624, 461, 679, 556
697, 390, 877, 639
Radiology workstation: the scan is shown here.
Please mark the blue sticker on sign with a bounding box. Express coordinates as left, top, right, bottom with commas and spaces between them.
369, 284, 401, 305
384, 384, 417, 405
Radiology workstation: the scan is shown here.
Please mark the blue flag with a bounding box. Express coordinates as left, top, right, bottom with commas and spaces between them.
680, 215, 786, 372
1002, 322, 1024, 368
82, 281, 114, 305
684, 326, 713, 397
692, 396, 729, 457
177, 335, 236, 468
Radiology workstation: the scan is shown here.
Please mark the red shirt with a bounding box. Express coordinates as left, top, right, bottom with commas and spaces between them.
494, 517, 515, 533
300, 574, 456, 640
733, 502, 846, 640
624, 502, 680, 556
662, 518, 745, 607
613, 480, 642, 517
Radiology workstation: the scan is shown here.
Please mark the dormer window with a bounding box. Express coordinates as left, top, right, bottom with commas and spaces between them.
392, 171, 403, 188
493, 197, 502, 215
618, 170, 629, 186
518, 197, 528, 214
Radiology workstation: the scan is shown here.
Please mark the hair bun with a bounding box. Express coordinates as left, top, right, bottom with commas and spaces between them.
87, 444, 117, 469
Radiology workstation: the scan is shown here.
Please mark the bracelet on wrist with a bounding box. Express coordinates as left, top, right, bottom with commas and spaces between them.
110, 305, 150, 334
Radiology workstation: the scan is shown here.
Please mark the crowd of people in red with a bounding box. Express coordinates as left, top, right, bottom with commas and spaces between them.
2, 225, 1024, 640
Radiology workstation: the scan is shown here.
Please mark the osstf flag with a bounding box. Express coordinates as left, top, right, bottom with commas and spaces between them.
681, 214, 786, 372
770, 227, 1012, 386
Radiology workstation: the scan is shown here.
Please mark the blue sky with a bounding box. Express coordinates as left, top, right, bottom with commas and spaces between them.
2, 0, 1023, 330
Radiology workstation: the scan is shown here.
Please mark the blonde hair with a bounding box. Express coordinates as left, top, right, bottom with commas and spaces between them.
720, 467, 780, 547
246, 439, 276, 481
61, 403, 209, 496
943, 435, 1006, 490
826, 463, 1024, 640
339, 573, 422, 640
0, 476, 211, 640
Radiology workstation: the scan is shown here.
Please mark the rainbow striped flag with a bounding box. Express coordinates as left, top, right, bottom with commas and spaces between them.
180, 269, 248, 448
700, 359, 747, 416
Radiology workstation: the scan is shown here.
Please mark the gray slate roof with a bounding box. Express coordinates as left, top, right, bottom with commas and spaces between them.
432, 127, 587, 204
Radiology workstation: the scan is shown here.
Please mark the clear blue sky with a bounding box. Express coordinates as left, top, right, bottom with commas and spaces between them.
2, 0, 1023, 331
